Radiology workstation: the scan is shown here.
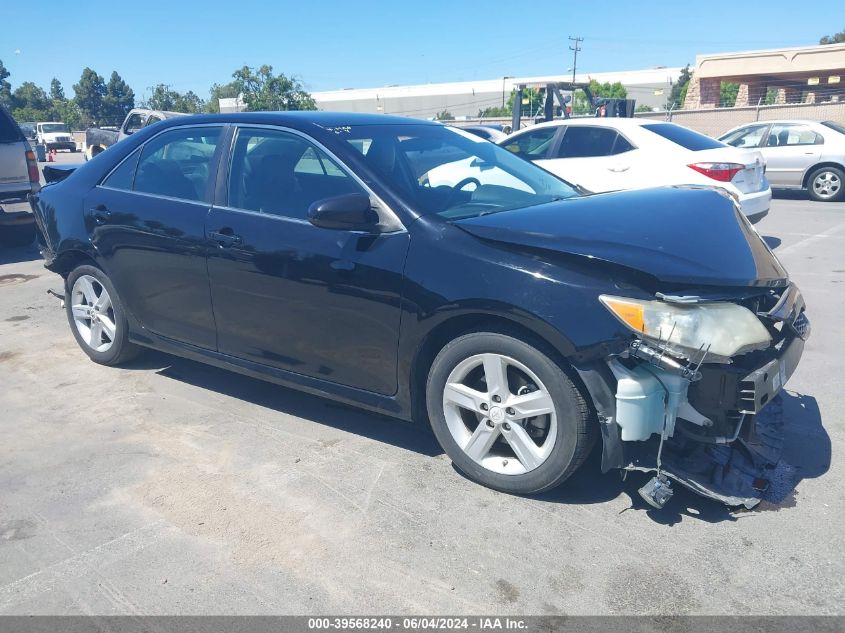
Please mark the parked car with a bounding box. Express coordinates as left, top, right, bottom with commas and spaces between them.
0, 105, 40, 246
719, 120, 845, 202
36, 121, 77, 152
459, 125, 509, 142
20, 122, 37, 141
84, 108, 184, 160
30, 112, 809, 509
497, 118, 772, 223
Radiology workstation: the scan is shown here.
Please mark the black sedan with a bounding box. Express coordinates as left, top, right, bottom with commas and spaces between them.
30, 112, 809, 509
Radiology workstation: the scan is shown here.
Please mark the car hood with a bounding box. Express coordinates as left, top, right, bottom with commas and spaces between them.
455, 186, 788, 287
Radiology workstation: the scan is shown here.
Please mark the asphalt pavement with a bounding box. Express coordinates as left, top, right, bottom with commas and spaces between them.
0, 161, 842, 614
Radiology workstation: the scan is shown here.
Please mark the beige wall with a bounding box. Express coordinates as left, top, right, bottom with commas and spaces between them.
634, 101, 845, 137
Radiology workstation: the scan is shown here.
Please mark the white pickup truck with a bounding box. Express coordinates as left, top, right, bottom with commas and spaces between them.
36, 121, 78, 152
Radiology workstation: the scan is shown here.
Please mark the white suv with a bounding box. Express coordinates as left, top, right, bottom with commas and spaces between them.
499, 118, 771, 223
0, 106, 40, 245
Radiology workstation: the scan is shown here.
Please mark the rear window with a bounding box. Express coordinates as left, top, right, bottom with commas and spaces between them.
0, 107, 23, 143
822, 121, 845, 136
642, 123, 725, 151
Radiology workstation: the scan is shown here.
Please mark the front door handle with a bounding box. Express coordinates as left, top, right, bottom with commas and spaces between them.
608, 165, 630, 172
91, 204, 111, 224
209, 229, 242, 247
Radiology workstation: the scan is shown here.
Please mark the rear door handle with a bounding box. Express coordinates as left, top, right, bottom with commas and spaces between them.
91, 204, 111, 224
608, 165, 630, 172
209, 230, 242, 247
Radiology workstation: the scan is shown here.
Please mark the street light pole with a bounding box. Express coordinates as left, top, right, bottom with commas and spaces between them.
502, 76, 512, 109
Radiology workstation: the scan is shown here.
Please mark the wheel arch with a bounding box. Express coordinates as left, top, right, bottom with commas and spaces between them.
408, 310, 589, 424
48, 249, 99, 281
802, 161, 845, 189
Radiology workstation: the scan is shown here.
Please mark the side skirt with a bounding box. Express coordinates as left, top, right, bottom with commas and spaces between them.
128, 330, 411, 421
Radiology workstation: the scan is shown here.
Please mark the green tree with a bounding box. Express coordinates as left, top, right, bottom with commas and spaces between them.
635, 104, 654, 113
0, 59, 11, 106
820, 29, 845, 44
102, 71, 135, 125
50, 78, 65, 101
172, 90, 204, 113
73, 68, 107, 125
10, 82, 53, 121
144, 84, 179, 111
668, 65, 691, 109
719, 82, 739, 107
507, 87, 543, 116
53, 99, 83, 131
143, 84, 204, 113
231, 65, 316, 111
572, 80, 628, 115
12, 82, 51, 111
205, 81, 240, 113
478, 105, 509, 118
434, 109, 454, 121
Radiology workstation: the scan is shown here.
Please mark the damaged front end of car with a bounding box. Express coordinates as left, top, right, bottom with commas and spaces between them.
580, 283, 810, 509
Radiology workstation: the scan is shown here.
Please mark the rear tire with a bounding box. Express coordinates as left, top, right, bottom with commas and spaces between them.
426, 330, 594, 495
65, 264, 141, 366
807, 166, 845, 202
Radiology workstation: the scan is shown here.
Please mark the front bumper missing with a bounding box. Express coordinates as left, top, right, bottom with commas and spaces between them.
630, 330, 804, 508
623, 398, 786, 509
584, 308, 808, 509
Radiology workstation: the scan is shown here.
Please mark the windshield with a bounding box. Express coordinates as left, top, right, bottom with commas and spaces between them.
41, 123, 69, 133
822, 121, 845, 136
642, 123, 725, 151
336, 124, 578, 219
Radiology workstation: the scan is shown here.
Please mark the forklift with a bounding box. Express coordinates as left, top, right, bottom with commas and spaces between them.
510, 81, 636, 132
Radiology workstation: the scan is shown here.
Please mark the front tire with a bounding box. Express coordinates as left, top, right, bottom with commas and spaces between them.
65, 265, 141, 365
426, 330, 594, 495
807, 166, 844, 202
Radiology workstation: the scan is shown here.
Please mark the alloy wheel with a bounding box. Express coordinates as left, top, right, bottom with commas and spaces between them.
70, 275, 117, 353
442, 353, 558, 475
812, 171, 841, 200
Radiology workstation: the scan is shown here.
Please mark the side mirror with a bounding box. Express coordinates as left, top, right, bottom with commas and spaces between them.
307, 193, 381, 232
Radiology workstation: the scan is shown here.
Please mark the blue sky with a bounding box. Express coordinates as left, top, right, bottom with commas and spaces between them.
1, 0, 834, 100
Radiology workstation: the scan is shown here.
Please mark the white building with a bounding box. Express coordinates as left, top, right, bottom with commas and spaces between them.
312, 67, 682, 119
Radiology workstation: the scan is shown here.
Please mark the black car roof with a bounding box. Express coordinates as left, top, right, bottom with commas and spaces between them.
153, 111, 439, 130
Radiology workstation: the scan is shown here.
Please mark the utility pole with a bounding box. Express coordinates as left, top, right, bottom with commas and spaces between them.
569, 36, 583, 85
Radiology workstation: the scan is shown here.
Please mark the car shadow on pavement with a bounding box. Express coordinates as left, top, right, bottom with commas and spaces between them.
124, 350, 444, 457
762, 235, 782, 250
533, 390, 829, 525
0, 241, 41, 265
772, 189, 810, 201
124, 352, 829, 524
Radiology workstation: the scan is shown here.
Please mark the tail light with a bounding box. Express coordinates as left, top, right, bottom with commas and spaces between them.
688, 162, 744, 183
25, 149, 40, 185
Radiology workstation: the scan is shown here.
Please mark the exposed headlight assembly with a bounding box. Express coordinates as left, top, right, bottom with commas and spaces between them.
599, 295, 772, 363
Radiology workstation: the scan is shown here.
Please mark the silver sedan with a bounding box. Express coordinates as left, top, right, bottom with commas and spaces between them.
719, 119, 845, 202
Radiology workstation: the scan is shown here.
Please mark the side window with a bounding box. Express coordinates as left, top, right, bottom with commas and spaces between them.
133, 127, 221, 202
101, 148, 141, 190
766, 124, 823, 147
144, 115, 162, 127
228, 128, 364, 219
123, 113, 145, 135
502, 127, 558, 159
556, 127, 619, 158
722, 124, 769, 148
